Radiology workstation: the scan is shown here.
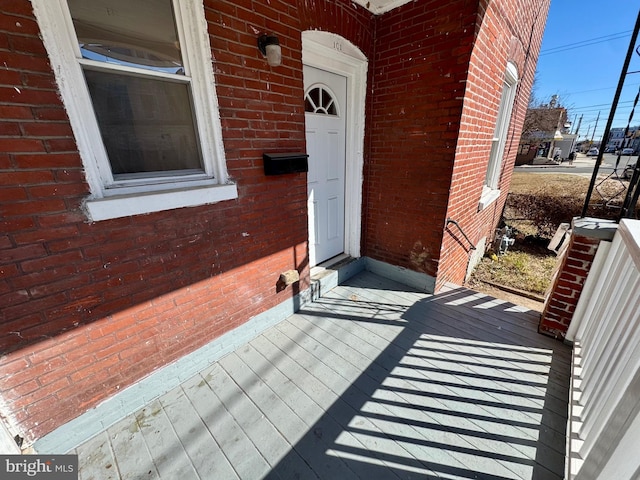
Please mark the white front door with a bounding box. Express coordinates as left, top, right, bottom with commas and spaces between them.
304, 65, 347, 267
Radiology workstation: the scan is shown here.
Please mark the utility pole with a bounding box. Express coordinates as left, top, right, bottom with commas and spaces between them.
585, 124, 592, 143
590, 111, 600, 149
574, 114, 583, 138
571, 114, 583, 154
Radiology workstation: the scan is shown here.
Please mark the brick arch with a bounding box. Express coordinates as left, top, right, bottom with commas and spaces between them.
295, 0, 375, 59
508, 35, 527, 71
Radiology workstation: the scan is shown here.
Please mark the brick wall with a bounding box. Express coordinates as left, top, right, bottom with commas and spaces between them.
363, 0, 478, 278
362, 0, 549, 289
539, 218, 617, 340
0, 0, 373, 445
436, 0, 550, 289
539, 234, 600, 338
0, 0, 550, 446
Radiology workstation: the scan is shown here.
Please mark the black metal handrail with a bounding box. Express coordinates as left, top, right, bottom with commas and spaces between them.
446, 218, 477, 250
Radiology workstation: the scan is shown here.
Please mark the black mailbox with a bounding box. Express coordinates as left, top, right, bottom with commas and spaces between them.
263, 152, 309, 175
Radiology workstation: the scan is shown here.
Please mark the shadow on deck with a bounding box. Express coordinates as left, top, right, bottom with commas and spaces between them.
75, 271, 570, 480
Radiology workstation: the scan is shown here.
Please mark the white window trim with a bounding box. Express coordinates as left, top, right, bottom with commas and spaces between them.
479, 62, 518, 211
478, 186, 501, 211
31, 0, 236, 221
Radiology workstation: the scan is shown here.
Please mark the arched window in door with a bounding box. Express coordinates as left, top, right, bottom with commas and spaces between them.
305, 86, 339, 116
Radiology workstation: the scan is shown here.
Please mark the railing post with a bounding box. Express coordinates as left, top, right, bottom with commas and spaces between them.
539, 218, 617, 341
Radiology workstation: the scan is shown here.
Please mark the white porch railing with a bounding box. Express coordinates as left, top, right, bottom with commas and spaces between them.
565, 219, 640, 480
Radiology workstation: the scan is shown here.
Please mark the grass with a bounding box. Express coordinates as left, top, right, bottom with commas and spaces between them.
468, 246, 557, 296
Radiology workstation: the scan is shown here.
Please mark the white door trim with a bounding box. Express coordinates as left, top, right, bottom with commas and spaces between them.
302, 31, 368, 260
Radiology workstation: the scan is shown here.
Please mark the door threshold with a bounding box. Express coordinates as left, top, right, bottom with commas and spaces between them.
309, 254, 364, 301
311, 253, 352, 279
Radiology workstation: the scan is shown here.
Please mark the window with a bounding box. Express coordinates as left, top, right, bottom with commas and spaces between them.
479, 62, 518, 210
31, 0, 237, 221
305, 86, 338, 115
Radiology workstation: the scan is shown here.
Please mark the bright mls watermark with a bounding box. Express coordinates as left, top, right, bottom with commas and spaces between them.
1, 455, 78, 479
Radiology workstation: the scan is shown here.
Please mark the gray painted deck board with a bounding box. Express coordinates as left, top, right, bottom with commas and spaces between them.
184, 366, 272, 480
292, 307, 539, 479
160, 385, 239, 480
135, 398, 200, 479
74, 271, 571, 479
74, 431, 118, 480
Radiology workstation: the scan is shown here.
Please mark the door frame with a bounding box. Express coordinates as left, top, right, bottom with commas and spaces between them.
302, 31, 368, 260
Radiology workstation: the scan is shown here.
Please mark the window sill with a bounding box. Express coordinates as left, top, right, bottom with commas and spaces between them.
85, 182, 238, 222
478, 186, 500, 211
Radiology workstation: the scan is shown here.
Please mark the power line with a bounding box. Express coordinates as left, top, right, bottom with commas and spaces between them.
540, 30, 632, 55
569, 100, 635, 111
565, 82, 640, 96
541, 30, 632, 54
540, 103, 634, 116
536, 84, 640, 107
571, 110, 633, 118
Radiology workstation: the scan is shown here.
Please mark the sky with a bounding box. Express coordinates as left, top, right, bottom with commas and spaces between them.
535, 1, 640, 143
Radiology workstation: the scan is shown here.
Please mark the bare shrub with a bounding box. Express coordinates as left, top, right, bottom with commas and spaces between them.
504, 173, 626, 239
505, 192, 581, 238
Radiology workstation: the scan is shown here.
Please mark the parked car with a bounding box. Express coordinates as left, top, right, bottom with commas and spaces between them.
587, 148, 599, 156
622, 148, 635, 155
622, 163, 636, 180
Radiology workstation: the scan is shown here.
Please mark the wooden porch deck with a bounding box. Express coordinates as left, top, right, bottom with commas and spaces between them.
73, 271, 571, 480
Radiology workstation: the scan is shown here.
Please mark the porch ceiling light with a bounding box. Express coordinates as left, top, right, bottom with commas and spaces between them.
258, 34, 281, 67
553, 130, 564, 141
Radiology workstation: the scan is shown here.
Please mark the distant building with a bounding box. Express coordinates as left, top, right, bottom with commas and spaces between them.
607, 127, 626, 150
516, 106, 569, 164
630, 129, 640, 153
607, 126, 640, 153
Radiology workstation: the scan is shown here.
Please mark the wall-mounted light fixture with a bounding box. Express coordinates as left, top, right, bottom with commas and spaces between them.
257, 34, 281, 67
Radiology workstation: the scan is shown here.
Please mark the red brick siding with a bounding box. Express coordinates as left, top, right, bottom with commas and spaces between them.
362, 0, 549, 287
363, 0, 478, 278
0, 0, 373, 444
539, 234, 600, 339
436, 0, 549, 289
0, 0, 551, 445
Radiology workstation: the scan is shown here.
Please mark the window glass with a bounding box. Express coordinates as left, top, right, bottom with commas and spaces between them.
67, 0, 205, 181
32, 0, 237, 220
68, 0, 184, 75
84, 69, 202, 177
484, 65, 517, 190
305, 86, 338, 116
308, 87, 320, 110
